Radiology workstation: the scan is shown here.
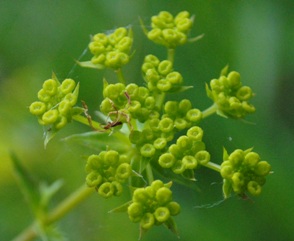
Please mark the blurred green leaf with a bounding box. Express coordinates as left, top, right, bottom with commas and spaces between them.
62, 131, 131, 153
10, 152, 41, 212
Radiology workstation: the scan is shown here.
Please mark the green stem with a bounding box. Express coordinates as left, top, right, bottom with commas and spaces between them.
145, 163, 154, 185
202, 103, 218, 119
202, 161, 221, 172
167, 48, 175, 64
116, 68, 126, 84
12, 185, 94, 241
72, 115, 101, 129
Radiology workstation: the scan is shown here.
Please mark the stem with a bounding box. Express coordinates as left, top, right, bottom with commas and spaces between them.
145, 163, 154, 185
202, 103, 218, 119
167, 48, 175, 63
12, 185, 94, 241
116, 68, 126, 84
72, 115, 101, 129
202, 162, 221, 172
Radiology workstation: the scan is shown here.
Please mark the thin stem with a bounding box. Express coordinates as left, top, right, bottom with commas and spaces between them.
116, 68, 126, 84
145, 163, 154, 185
12, 185, 94, 241
202, 162, 221, 172
167, 48, 175, 64
202, 103, 218, 119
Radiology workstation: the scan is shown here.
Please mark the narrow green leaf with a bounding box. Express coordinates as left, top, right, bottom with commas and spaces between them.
205, 83, 213, 99
220, 65, 229, 77
164, 217, 180, 238
44, 129, 57, 149
76, 60, 105, 70
39, 180, 63, 210
108, 201, 132, 213
10, 152, 41, 211
62, 131, 130, 153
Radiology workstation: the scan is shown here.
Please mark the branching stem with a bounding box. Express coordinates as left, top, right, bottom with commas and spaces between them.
202, 103, 218, 119
12, 185, 94, 241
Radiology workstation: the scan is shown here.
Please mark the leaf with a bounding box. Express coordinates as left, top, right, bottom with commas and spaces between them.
205, 83, 213, 99
76, 60, 105, 70
62, 131, 131, 153
39, 180, 63, 210
223, 147, 229, 161
187, 33, 205, 43
168, 85, 193, 93
44, 128, 57, 149
220, 65, 229, 77
108, 201, 132, 213
163, 217, 180, 238
138, 17, 149, 35
10, 152, 41, 212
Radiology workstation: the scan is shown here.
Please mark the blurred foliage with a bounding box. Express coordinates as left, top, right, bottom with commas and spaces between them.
0, 0, 294, 240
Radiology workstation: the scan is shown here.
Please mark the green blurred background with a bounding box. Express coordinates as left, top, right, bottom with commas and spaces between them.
1, 0, 294, 240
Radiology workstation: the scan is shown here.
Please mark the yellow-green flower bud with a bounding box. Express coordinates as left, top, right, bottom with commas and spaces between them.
176, 136, 191, 150
154, 207, 170, 223
159, 153, 175, 168
58, 100, 71, 116
112, 181, 123, 196
140, 143, 156, 158
54, 116, 68, 130
140, 212, 155, 230
244, 152, 260, 168
159, 117, 174, 133
167, 201, 181, 216
153, 137, 167, 150
116, 36, 132, 52
37, 89, 51, 102
86, 171, 102, 187
178, 99, 192, 114
105, 150, 119, 166
172, 160, 185, 174
128, 202, 144, 223
186, 108, 202, 122
98, 182, 114, 198
187, 126, 203, 141
133, 188, 149, 203
195, 150, 210, 165
86, 154, 103, 171
158, 60, 172, 75
254, 161, 271, 176
43, 79, 58, 96
176, 18, 192, 32
144, 54, 160, 67
157, 78, 172, 92
227, 71, 241, 90
93, 33, 108, 45
174, 118, 188, 130
228, 149, 244, 167
64, 93, 77, 106
42, 109, 59, 125
116, 163, 132, 180
220, 165, 234, 179
247, 181, 262, 196
144, 96, 156, 110
29, 101, 46, 116
236, 86, 253, 101
151, 180, 164, 191
182, 155, 197, 169
60, 78, 76, 95
164, 101, 178, 116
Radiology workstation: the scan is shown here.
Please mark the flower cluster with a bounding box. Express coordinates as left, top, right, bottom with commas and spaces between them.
128, 180, 180, 231
88, 27, 133, 69
158, 126, 210, 178
206, 70, 255, 118
100, 82, 156, 123
85, 150, 132, 198
220, 148, 271, 198
145, 11, 193, 48
29, 77, 81, 131
142, 54, 183, 92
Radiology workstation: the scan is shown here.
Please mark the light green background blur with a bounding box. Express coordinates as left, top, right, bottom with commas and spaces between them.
1, 0, 293, 240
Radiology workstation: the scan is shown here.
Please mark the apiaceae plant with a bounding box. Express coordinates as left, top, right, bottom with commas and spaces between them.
14, 10, 271, 240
